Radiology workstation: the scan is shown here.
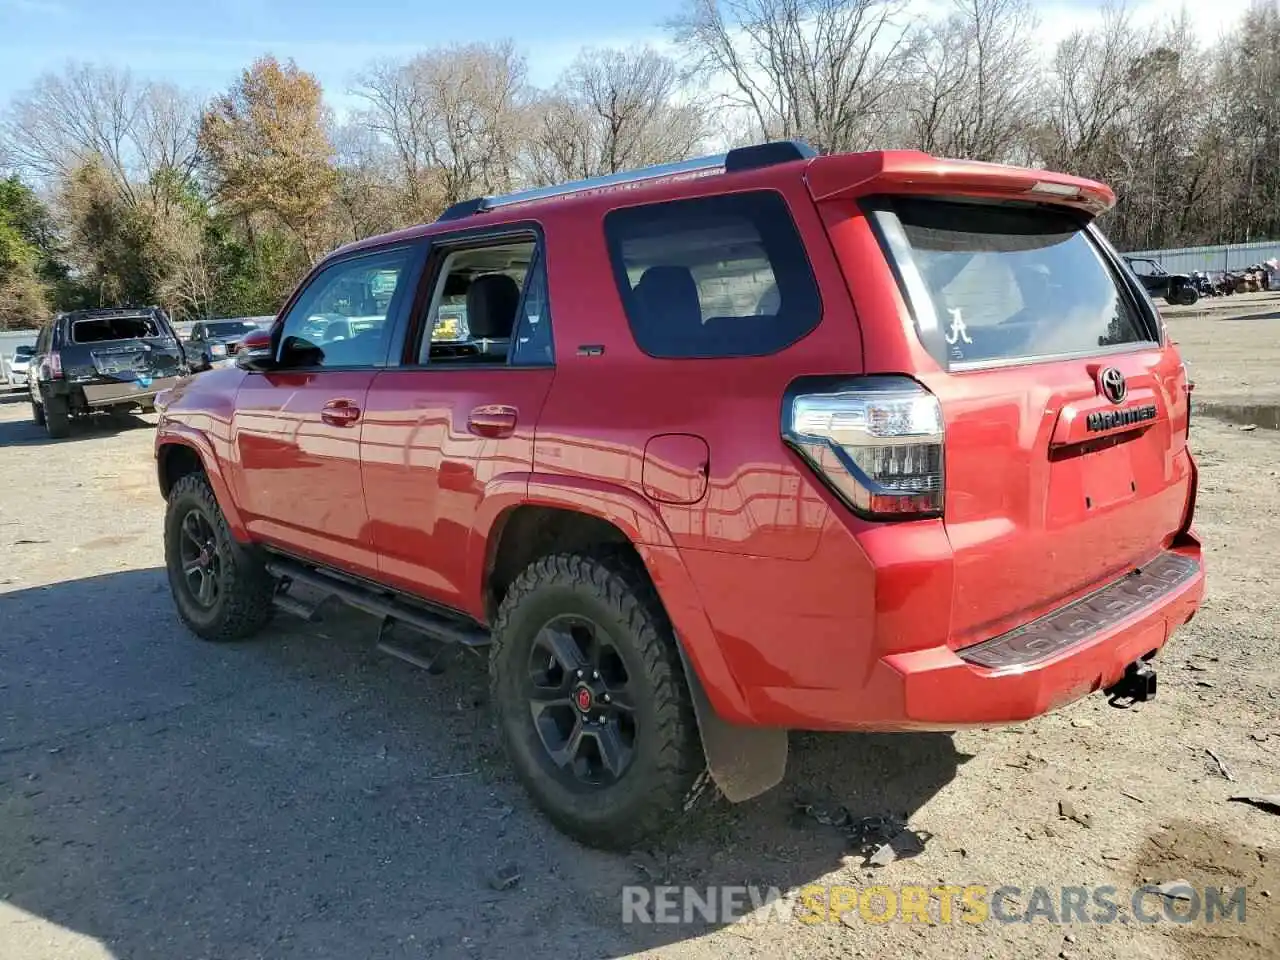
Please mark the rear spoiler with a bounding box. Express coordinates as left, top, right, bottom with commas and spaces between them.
804, 151, 1115, 218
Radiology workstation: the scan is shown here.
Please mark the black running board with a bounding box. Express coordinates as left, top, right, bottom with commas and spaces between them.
264, 555, 490, 650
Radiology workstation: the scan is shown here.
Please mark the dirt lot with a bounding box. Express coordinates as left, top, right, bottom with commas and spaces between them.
1, 312, 1278, 960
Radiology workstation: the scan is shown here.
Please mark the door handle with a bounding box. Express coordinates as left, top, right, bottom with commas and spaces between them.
467, 405, 517, 438
321, 398, 362, 427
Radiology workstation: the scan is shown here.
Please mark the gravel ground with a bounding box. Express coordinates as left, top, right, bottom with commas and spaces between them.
1, 314, 1278, 960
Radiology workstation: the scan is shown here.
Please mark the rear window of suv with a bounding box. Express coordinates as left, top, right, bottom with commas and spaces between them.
605, 191, 821, 358
71, 315, 161, 344
870, 199, 1156, 368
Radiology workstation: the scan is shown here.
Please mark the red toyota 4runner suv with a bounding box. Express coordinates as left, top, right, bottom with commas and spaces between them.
154, 141, 1203, 848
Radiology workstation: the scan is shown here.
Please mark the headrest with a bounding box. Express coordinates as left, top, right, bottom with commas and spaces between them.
634, 266, 701, 329
465, 274, 520, 339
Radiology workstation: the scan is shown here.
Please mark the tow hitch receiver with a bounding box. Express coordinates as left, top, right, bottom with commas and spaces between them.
1106, 659, 1157, 705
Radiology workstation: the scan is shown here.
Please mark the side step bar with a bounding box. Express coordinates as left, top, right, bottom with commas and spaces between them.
264, 556, 491, 651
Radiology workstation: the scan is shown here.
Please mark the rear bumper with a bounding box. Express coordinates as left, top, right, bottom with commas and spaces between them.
730, 536, 1203, 732
66, 376, 182, 407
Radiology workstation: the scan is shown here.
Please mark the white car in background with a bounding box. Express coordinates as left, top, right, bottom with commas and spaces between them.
7, 345, 34, 388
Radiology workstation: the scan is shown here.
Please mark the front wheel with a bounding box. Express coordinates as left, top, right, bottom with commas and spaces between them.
164, 473, 275, 641
30, 397, 45, 427
489, 552, 705, 849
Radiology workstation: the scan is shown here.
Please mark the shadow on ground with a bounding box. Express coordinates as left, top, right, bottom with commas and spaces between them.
0, 411, 152, 447
0, 569, 964, 959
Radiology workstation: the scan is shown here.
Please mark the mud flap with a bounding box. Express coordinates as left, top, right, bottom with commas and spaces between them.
677, 643, 788, 803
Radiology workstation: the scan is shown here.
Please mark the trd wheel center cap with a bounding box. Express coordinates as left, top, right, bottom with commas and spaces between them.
573, 685, 593, 713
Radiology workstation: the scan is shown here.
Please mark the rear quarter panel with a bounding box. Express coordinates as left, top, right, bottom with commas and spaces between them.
532, 170, 865, 561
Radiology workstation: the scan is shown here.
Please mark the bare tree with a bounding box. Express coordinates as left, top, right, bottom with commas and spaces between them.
148, 200, 217, 319
670, 0, 918, 152
897, 0, 1040, 161
353, 41, 530, 212
349, 58, 441, 219
525, 47, 707, 185
1037, 6, 1152, 179
0, 63, 199, 206
330, 120, 407, 240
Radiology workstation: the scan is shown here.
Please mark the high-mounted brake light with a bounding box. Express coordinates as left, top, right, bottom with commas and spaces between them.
784, 376, 944, 519
1028, 181, 1081, 199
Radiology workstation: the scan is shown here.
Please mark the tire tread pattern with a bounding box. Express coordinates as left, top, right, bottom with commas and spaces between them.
489, 550, 704, 849
166, 473, 275, 642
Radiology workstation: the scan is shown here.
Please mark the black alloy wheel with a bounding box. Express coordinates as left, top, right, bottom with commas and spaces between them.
526, 613, 638, 786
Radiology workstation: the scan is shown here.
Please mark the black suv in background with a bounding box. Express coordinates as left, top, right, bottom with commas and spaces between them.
1123, 257, 1200, 306
28, 307, 190, 439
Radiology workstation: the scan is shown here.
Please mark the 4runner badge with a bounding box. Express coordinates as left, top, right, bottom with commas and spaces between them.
1086, 404, 1157, 432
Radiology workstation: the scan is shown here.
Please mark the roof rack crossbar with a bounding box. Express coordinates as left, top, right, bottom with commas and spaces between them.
436, 140, 816, 222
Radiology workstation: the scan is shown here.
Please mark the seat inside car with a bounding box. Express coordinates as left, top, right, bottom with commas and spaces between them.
462, 273, 520, 360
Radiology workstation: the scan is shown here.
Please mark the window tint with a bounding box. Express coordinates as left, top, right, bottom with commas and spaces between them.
207, 320, 260, 338
605, 191, 820, 358
277, 247, 412, 369
416, 240, 538, 366
511, 252, 553, 366
873, 199, 1154, 368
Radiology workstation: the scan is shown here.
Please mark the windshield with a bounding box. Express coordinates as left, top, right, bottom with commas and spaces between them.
14, 346, 33, 357
873, 199, 1156, 368
207, 321, 260, 338
71, 315, 161, 344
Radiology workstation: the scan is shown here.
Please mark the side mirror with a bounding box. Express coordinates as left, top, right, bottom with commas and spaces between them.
236, 329, 276, 372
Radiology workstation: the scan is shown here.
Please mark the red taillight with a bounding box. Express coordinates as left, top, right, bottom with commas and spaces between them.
48, 351, 63, 379
783, 376, 945, 520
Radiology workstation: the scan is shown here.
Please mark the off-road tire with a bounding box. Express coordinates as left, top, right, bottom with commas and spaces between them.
164, 472, 275, 642
30, 397, 45, 427
489, 551, 705, 849
44, 395, 70, 439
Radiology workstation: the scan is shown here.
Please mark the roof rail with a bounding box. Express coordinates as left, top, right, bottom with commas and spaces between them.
436, 139, 816, 222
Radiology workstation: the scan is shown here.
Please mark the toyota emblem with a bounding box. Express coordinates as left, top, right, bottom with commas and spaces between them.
1099, 367, 1127, 405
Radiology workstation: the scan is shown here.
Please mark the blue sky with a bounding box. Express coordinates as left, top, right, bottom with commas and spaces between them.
0, 0, 681, 105
0, 0, 1255, 110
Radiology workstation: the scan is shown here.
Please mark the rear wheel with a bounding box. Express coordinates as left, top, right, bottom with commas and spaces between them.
489, 552, 705, 849
44, 395, 70, 439
164, 473, 275, 642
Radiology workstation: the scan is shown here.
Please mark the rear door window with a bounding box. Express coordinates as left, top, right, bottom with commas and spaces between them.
604, 191, 821, 358
871, 199, 1156, 368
